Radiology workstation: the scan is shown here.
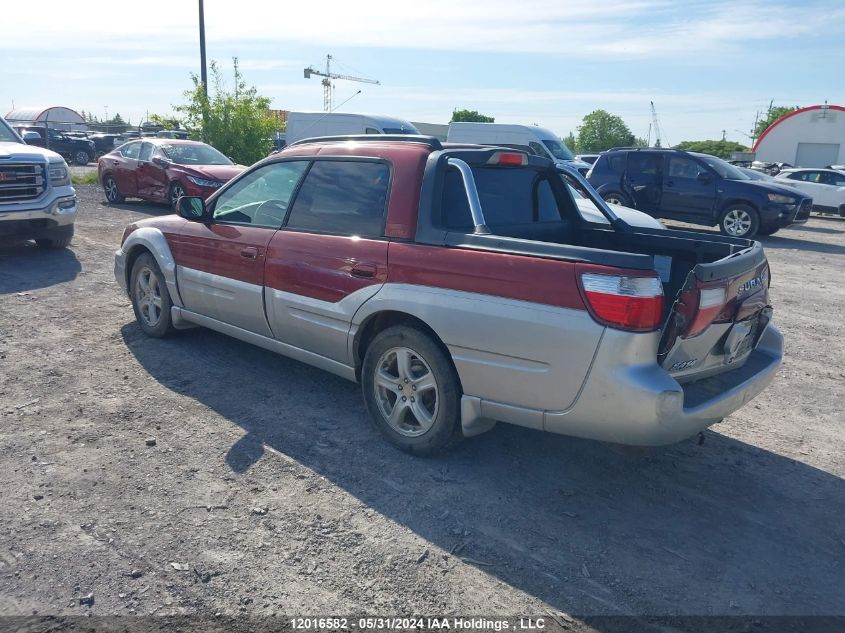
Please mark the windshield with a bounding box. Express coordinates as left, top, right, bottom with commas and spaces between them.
0, 118, 21, 143
691, 152, 749, 180
543, 139, 575, 161
161, 143, 232, 165
382, 124, 420, 134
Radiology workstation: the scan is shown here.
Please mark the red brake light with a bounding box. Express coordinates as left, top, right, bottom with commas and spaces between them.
488, 151, 528, 166
686, 286, 727, 337
580, 272, 664, 332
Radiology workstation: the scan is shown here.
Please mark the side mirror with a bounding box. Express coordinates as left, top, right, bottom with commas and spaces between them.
151, 156, 170, 167
176, 196, 208, 221
22, 131, 44, 145
697, 172, 712, 183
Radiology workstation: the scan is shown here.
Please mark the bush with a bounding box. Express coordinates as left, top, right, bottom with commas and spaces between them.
177, 58, 278, 165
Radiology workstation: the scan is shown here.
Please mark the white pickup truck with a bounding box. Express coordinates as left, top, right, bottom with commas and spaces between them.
0, 115, 77, 248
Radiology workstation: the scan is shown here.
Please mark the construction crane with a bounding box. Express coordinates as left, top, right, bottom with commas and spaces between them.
649, 101, 666, 148
304, 55, 380, 112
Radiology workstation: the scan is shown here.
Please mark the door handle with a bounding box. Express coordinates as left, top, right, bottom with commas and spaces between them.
351, 262, 378, 278
240, 247, 259, 260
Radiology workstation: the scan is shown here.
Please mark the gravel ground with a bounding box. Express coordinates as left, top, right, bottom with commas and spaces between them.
0, 185, 843, 627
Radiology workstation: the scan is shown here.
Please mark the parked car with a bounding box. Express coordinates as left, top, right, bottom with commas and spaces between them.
98, 139, 245, 207
0, 115, 77, 247
285, 112, 419, 145
774, 168, 845, 216
115, 135, 782, 455
14, 126, 96, 165
447, 122, 591, 174
587, 148, 812, 238
87, 133, 122, 158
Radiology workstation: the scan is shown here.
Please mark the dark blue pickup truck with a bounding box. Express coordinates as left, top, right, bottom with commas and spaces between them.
587, 148, 812, 238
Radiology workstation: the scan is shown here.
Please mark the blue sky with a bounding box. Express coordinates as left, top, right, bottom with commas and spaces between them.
2, 0, 844, 144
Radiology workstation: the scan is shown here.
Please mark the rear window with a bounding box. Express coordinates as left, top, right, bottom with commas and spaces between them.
441, 166, 564, 229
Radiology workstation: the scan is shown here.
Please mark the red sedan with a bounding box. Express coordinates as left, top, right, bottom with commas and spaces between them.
98, 139, 246, 207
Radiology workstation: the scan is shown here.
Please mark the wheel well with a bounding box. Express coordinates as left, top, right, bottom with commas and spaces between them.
124, 245, 152, 290
353, 311, 460, 387
719, 199, 758, 218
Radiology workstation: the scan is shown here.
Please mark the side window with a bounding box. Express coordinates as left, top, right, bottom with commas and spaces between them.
804, 171, 822, 183
608, 154, 626, 173
628, 153, 661, 176
121, 142, 141, 159
668, 156, 705, 180
365, 128, 381, 135
786, 172, 804, 181
138, 142, 153, 162
821, 171, 845, 186
535, 179, 560, 221
528, 141, 547, 157
212, 161, 309, 228
285, 161, 390, 237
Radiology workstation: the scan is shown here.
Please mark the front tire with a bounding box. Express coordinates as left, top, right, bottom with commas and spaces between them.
757, 226, 780, 236
169, 182, 186, 210
35, 226, 74, 249
103, 175, 125, 203
361, 325, 462, 455
602, 191, 632, 207
130, 252, 174, 338
719, 204, 759, 239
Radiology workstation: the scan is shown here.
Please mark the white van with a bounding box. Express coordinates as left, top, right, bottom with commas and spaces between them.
446, 122, 590, 173
286, 112, 420, 145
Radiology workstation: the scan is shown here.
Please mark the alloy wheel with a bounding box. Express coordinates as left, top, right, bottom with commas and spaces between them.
105, 177, 119, 202
170, 183, 185, 207
135, 266, 163, 327
373, 347, 439, 437
723, 208, 752, 236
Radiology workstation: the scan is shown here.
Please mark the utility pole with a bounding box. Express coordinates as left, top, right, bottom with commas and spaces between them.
198, 0, 208, 97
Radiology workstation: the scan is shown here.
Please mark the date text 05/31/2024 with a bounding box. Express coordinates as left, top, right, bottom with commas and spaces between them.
290, 617, 548, 631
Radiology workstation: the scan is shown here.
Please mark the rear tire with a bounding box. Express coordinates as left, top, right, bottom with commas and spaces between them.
361, 325, 462, 456
757, 226, 780, 236
103, 174, 124, 203
719, 204, 759, 239
602, 191, 632, 207
130, 252, 174, 338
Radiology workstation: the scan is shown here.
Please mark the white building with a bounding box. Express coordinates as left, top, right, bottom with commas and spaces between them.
4, 106, 87, 132
753, 104, 845, 167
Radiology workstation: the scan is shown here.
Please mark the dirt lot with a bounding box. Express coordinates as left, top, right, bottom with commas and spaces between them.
1, 185, 843, 626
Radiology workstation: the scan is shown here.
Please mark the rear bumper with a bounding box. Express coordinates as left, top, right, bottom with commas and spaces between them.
461, 323, 783, 446
542, 324, 783, 445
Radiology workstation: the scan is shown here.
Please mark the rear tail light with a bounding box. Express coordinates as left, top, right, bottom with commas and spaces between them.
580, 272, 664, 332
487, 151, 528, 166
686, 286, 727, 337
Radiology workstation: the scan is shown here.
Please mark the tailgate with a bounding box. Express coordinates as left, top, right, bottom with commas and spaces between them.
658, 242, 773, 383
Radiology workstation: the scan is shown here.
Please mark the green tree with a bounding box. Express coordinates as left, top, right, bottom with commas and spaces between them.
673, 139, 749, 159
754, 105, 799, 138
177, 57, 277, 164
148, 113, 183, 130
450, 109, 495, 123
576, 110, 636, 152
563, 131, 577, 152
